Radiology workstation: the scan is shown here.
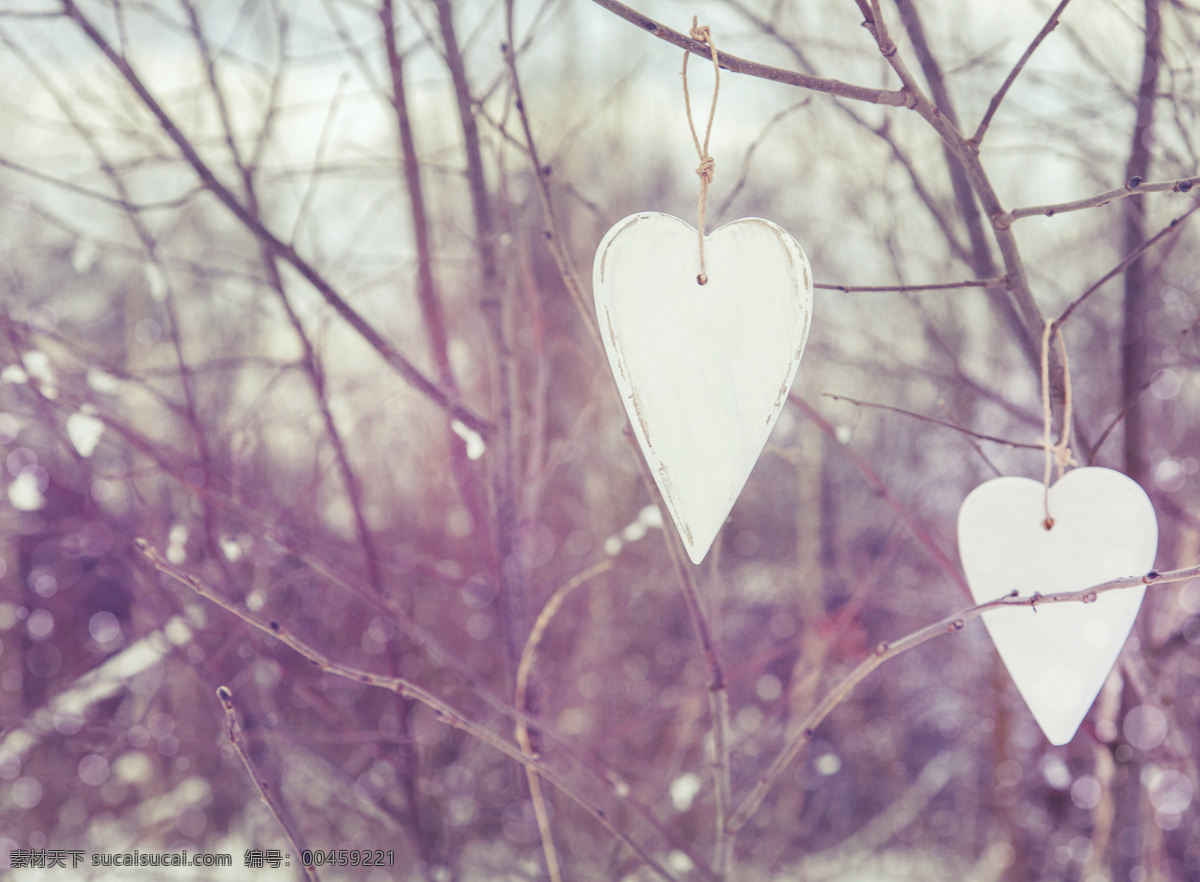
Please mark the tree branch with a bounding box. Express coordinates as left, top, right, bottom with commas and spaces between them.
1090, 294, 1200, 463
217, 687, 320, 882
505, 8, 735, 874
58, 0, 494, 437
1055, 201, 1199, 328
869, 0, 1092, 458
587, 0, 911, 106
886, 0, 1056, 421
971, 0, 1073, 146
715, 0, 975, 262
624, 427, 733, 878
815, 278, 1006, 293
823, 393, 1043, 449
996, 175, 1199, 226
142, 544, 680, 882
514, 561, 615, 882
727, 563, 1197, 834
382, 0, 495, 575
791, 395, 972, 600
432, 0, 524, 684
1121, 0, 1165, 485
503, 1, 603, 352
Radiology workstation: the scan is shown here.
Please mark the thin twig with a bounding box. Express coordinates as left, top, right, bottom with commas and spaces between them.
58, 0, 493, 437
815, 278, 1006, 293
823, 393, 1042, 450
217, 687, 319, 882
0, 155, 201, 210
433, 0, 525, 683
727, 563, 1198, 833
792, 396, 972, 600
857, 0, 923, 99
74, 379, 704, 867
140, 544, 679, 882
1089, 305, 1200, 462
714, 98, 810, 219
502, 0, 603, 351
935, 399, 1003, 477
1121, 0, 1166, 486
1089, 384, 1153, 466
505, 7, 731, 875
47, 385, 636, 794
871, 0, 1061, 430
996, 175, 1199, 226
514, 561, 615, 882
624, 429, 732, 878
714, 0, 971, 262
197, 2, 435, 849
1055, 201, 1200, 327
971, 0, 1073, 146
586, 0, 910, 106
383, 0, 494, 585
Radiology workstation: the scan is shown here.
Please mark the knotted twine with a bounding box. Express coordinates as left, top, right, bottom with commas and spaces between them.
682, 17, 720, 285
1039, 320, 1078, 529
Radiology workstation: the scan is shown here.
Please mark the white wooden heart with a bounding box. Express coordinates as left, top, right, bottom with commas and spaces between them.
593, 212, 813, 564
957, 467, 1157, 745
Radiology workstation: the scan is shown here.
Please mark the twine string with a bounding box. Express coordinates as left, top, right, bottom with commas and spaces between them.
1039, 320, 1078, 529
682, 16, 720, 285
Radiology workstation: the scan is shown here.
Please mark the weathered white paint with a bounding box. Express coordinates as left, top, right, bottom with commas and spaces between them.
957, 467, 1157, 745
594, 212, 814, 564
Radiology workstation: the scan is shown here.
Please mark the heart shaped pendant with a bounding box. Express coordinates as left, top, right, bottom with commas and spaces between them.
593, 212, 814, 564
957, 467, 1158, 744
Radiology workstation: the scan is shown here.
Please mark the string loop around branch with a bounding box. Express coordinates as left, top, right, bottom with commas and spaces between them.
682, 16, 720, 284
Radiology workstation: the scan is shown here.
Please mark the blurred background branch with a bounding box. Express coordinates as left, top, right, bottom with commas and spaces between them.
1, 0, 1198, 879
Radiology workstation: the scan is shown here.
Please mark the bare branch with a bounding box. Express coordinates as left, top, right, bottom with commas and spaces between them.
996, 175, 1200, 226
382, 0, 494, 578
815, 278, 1006, 293
502, 1, 603, 351
971, 0, 1073, 146
856, 0, 927, 101
716, 0, 973, 261
791, 395, 972, 600
58, 0, 494, 437
142, 544, 680, 882
217, 687, 320, 882
506, 6, 737, 870
586, 0, 910, 106
823, 393, 1043, 450
1120, 0, 1166, 484
1055, 201, 1199, 327
1089, 310, 1200, 463
930, 400, 1002, 477
432, 0, 527, 686
623, 426, 733, 877
884, 0, 1058, 423
728, 563, 1198, 833
0, 155, 201, 211
515, 561, 615, 882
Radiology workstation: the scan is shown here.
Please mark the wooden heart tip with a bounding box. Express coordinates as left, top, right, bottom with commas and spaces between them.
1044, 727, 1076, 747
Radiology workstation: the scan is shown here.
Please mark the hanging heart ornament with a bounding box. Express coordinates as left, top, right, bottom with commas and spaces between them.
957, 467, 1158, 745
594, 212, 813, 563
